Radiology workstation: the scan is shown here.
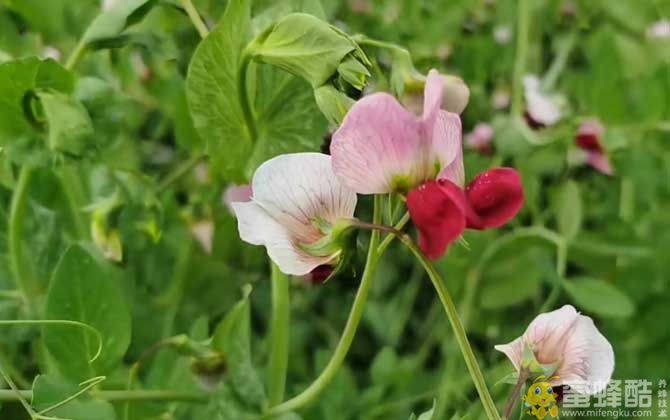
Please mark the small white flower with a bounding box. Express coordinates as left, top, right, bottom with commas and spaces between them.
494, 25, 512, 45
524, 75, 562, 126
647, 19, 670, 40
495, 305, 614, 395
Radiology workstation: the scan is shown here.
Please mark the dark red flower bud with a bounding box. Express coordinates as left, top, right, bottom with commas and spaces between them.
407, 179, 468, 260
465, 168, 524, 230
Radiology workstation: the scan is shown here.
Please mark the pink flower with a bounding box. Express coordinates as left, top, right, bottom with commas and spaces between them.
575, 119, 613, 176
223, 184, 253, 214
495, 305, 614, 395
232, 153, 357, 276
647, 19, 670, 40
466, 123, 494, 155
332, 69, 465, 194
191, 220, 214, 254
332, 71, 523, 259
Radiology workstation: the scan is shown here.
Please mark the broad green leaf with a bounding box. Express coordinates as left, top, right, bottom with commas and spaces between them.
31, 374, 116, 420
82, 0, 157, 49
551, 180, 582, 241
211, 286, 265, 405
43, 245, 132, 382
563, 277, 635, 318
186, 0, 252, 181
187, 0, 327, 181
36, 89, 95, 157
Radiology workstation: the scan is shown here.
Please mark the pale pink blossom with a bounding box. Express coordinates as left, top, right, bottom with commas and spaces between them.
232, 153, 357, 276
523, 75, 562, 127
494, 25, 512, 45
647, 19, 670, 40
495, 305, 614, 394
575, 119, 614, 176
332, 69, 464, 194
466, 123, 494, 154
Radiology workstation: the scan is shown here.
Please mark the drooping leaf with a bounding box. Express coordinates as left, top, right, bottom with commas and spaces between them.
563, 277, 635, 318
43, 244, 132, 382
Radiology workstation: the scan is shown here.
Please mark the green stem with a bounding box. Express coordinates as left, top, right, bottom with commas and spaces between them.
57, 166, 88, 240
399, 235, 501, 420
502, 369, 529, 420
238, 52, 258, 143
9, 166, 36, 314
267, 263, 290, 407
511, 0, 530, 116
65, 38, 87, 71
156, 154, 204, 193
266, 195, 384, 416
542, 31, 577, 91
179, 0, 209, 38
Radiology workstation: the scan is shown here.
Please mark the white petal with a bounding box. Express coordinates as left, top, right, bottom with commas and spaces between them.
557, 315, 615, 394
494, 338, 523, 371
251, 153, 357, 243
524, 75, 562, 126
232, 201, 334, 275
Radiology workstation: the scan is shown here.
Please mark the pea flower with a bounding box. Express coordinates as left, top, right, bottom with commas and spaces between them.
495, 305, 614, 395
524, 75, 562, 128
575, 119, 613, 176
466, 122, 494, 155
231, 153, 357, 276
331, 70, 523, 259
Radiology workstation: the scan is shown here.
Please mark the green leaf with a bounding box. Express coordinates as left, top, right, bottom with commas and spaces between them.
186, 0, 252, 181
551, 180, 582, 241
31, 374, 116, 420
187, 0, 327, 180
211, 286, 265, 405
0, 58, 72, 146
35, 89, 95, 157
250, 13, 365, 88
563, 277, 635, 318
82, 0, 157, 49
43, 245, 132, 382
410, 400, 436, 420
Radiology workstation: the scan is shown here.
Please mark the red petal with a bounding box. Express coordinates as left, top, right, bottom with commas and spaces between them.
465, 168, 524, 229
407, 179, 467, 260
575, 120, 605, 153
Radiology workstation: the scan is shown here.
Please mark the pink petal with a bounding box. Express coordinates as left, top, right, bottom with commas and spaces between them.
585, 151, 614, 176
223, 184, 253, 214
406, 179, 467, 260
422, 69, 444, 123
331, 93, 424, 193
434, 111, 464, 187
575, 119, 605, 153
465, 168, 524, 229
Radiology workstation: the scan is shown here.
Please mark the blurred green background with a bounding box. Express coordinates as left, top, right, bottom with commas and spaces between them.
0, 0, 669, 419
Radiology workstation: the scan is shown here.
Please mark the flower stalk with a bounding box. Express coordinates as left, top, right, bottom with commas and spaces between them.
398, 235, 502, 420
267, 263, 291, 406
